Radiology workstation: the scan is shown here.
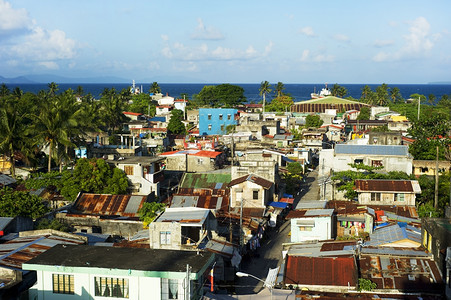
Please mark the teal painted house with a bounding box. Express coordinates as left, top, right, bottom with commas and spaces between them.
199, 108, 238, 136
23, 244, 215, 300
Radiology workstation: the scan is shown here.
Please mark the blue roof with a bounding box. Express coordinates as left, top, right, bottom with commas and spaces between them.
335, 144, 409, 156
149, 117, 166, 122
269, 202, 289, 208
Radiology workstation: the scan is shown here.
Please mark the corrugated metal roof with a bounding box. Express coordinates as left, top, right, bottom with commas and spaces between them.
0, 234, 85, 270
365, 223, 421, 247
285, 255, 357, 287
0, 217, 14, 231
72, 193, 147, 217
180, 173, 231, 189
155, 208, 209, 226
286, 209, 333, 219
228, 174, 273, 189
359, 253, 443, 292
335, 144, 409, 156
355, 179, 418, 193
0, 174, 16, 186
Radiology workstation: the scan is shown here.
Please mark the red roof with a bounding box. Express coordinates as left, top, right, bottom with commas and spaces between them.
157, 105, 172, 108
174, 99, 188, 102
354, 179, 416, 192
123, 111, 142, 116
192, 150, 222, 158
279, 198, 294, 204
285, 255, 357, 287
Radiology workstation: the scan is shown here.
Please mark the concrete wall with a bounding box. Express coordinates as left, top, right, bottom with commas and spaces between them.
230, 181, 272, 208
199, 108, 237, 136
290, 216, 332, 243
231, 161, 276, 182
358, 192, 416, 206
29, 269, 164, 300
149, 221, 182, 250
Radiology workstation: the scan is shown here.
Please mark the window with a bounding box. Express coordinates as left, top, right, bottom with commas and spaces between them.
221, 125, 225, 131
52, 274, 74, 295
124, 165, 134, 175
253, 190, 259, 200
208, 124, 212, 131
371, 160, 383, 167
161, 278, 180, 300
354, 159, 363, 164
227, 114, 231, 120
94, 277, 129, 298
197, 158, 204, 165
160, 231, 171, 245
371, 193, 381, 201
296, 220, 315, 231
208, 114, 212, 120
395, 193, 405, 201
219, 114, 223, 120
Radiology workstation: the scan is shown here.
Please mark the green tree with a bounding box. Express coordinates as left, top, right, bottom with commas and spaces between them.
259, 81, 272, 116
35, 218, 70, 232
358, 278, 377, 292
375, 83, 389, 106
99, 88, 128, 134
331, 84, 347, 98
360, 85, 372, 103
266, 95, 294, 112
150, 82, 161, 94
127, 93, 154, 116
305, 114, 323, 128
59, 158, 130, 202
416, 173, 450, 217
274, 82, 285, 97
0, 92, 33, 177
390, 87, 403, 103
167, 109, 186, 135
428, 93, 436, 105
138, 202, 166, 226
284, 162, 304, 195
0, 187, 49, 219
193, 84, 246, 108
357, 106, 370, 120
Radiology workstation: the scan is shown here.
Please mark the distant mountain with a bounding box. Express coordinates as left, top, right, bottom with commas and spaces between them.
0, 75, 37, 84
0, 74, 130, 84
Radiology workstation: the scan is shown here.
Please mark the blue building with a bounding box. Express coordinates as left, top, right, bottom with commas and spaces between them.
199, 108, 238, 135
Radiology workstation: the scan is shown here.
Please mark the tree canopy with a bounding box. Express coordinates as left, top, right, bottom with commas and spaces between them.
305, 114, 324, 128
59, 158, 130, 202
167, 109, 186, 135
0, 187, 49, 219
192, 84, 246, 108
266, 95, 293, 112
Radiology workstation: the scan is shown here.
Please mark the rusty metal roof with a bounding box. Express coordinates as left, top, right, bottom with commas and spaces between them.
355, 179, 419, 193
326, 200, 368, 215
71, 193, 147, 217
228, 174, 273, 189
0, 233, 85, 270
179, 173, 231, 190
291, 102, 368, 113
359, 253, 443, 292
285, 255, 357, 287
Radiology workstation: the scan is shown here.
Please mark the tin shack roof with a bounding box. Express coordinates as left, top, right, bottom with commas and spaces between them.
0, 232, 85, 271
228, 174, 273, 189
355, 179, 421, 193
179, 173, 231, 190
285, 255, 358, 287
71, 193, 147, 217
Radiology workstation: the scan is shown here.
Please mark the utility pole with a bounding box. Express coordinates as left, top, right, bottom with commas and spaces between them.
417, 96, 421, 121
435, 146, 439, 209
185, 264, 191, 300
239, 197, 243, 252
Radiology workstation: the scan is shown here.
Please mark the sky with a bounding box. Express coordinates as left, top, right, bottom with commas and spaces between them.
0, 0, 450, 84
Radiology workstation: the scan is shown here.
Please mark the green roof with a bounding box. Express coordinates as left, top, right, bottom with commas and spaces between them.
180, 173, 231, 189
295, 96, 369, 105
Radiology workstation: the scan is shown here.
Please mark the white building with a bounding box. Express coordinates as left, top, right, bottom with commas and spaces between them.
23, 244, 215, 300
286, 209, 334, 243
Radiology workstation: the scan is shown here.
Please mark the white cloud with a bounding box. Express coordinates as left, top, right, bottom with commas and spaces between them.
160, 40, 271, 62
0, 0, 32, 34
38, 61, 59, 70
161, 34, 169, 41
373, 39, 394, 48
313, 54, 334, 63
333, 34, 350, 42
300, 49, 310, 62
299, 26, 315, 37
11, 27, 76, 61
373, 17, 437, 62
191, 18, 224, 40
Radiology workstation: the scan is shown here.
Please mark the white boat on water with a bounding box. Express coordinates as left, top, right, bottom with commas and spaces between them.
311, 84, 331, 99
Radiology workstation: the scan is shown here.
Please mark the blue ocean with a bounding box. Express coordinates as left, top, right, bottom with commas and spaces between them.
11, 83, 451, 103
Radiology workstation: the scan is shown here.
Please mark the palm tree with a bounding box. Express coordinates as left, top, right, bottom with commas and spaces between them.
0, 83, 10, 97
375, 84, 389, 106
0, 95, 30, 177
259, 81, 272, 118
274, 82, 285, 97
390, 87, 402, 103
100, 88, 127, 134
150, 82, 161, 94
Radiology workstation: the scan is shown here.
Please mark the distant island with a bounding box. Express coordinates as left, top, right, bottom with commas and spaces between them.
428, 81, 451, 85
